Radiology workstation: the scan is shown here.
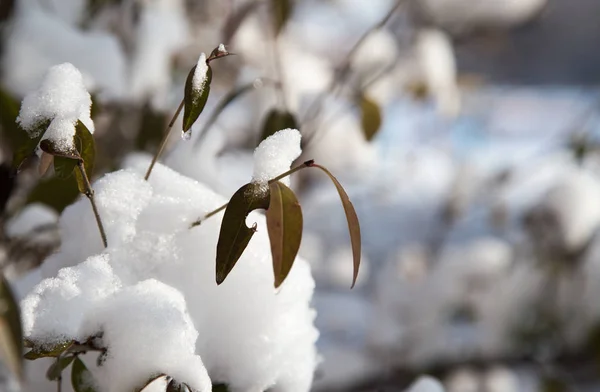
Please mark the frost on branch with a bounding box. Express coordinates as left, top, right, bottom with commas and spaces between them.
24, 161, 318, 392
16, 63, 94, 152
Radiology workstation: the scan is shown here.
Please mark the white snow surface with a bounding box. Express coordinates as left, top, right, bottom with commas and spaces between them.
192, 53, 209, 95
6, 203, 58, 238
16, 63, 94, 151
22, 161, 318, 392
406, 376, 446, 392
252, 129, 302, 186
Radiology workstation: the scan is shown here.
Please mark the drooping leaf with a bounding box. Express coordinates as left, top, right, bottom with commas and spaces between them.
182, 64, 213, 134
39, 139, 80, 160
359, 94, 382, 141
71, 357, 98, 392
0, 275, 23, 378
309, 164, 361, 288
258, 108, 298, 145
216, 183, 270, 284
222, 1, 261, 43
12, 120, 50, 172
266, 181, 303, 288
167, 379, 194, 392
271, 0, 293, 35
212, 383, 230, 392
24, 340, 74, 360
46, 355, 75, 381
74, 120, 95, 180
54, 156, 78, 179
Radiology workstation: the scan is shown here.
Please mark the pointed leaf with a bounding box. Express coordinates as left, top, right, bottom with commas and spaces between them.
259, 109, 298, 145
0, 275, 23, 378
53, 156, 78, 179
24, 340, 73, 360
12, 120, 50, 172
359, 94, 382, 141
271, 0, 293, 35
183, 64, 213, 133
309, 164, 361, 288
266, 181, 303, 288
39, 139, 80, 160
46, 355, 75, 380
216, 183, 270, 284
74, 120, 95, 180
71, 357, 98, 392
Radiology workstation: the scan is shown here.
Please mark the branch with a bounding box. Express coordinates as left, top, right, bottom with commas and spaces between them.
77, 162, 107, 248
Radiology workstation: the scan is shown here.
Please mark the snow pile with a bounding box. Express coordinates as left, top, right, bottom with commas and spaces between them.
6, 203, 58, 238
252, 128, 302, 185
21, 157, 318, 391
17, 63, 94, 151
406, 376, 446, 392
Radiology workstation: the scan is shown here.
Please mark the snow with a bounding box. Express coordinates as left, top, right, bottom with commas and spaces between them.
407, 376, 446, 392
218, 43, 226, 52
252, 129, 302, 186
5, 203, 58, 238
192, 53, 209, 94
16, 63, 94, 152
22, 160, 318, 392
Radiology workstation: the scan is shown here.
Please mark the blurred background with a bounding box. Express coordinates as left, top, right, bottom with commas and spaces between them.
2, 0, 600, 391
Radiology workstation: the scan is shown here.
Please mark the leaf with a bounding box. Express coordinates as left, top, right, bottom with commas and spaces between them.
24, 340, 73, 360
46, 355, 75, 380
0, 274, 23, 378
73, 120, 96, 194
259, 109, 298, 145
27, 175, 80, 213
167, 379, 193, 392
182, 64, 213, 133
71, 357, 98, 392
134, 373, 168, 392
359, 94, 382, 141
54, 156, 78, 179
212, 384, 230, 392
266, 181, 303, 288
271, 0, 293, 35
309, 164, 361, 288
39, 139, 80, 160
216, 183, 270, 284
12, 120, 50, 172
38, 152, 54, 176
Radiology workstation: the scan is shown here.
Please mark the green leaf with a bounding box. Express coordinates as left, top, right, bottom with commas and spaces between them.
216, 183, 271, 284
271, 0, 293, 35
71, 357, 98, 392
182, 64, 213, 134
359, 94, 382, 141
309, 164, 361, 288
0, 275, 23, 378
12, 120, 51, 172
73, 120, 96, 194
266, 181, 303, 288
259, 109, 298, 145
24, 340, 74, 360
54, 156, 78, 179
26, 175, 80, 213
212, 383, 230, 392
46, 355, 75, 380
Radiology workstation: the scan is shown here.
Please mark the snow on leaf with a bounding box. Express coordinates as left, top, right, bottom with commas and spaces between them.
266, 181, 303, 288
24, 340, 74, 360
216, 183, 270, 285
182, 63, 212, 134
258, 109, 298, 146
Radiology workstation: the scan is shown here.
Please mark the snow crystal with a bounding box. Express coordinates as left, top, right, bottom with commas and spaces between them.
406, 376, 446, 392
192, 53, 209, 94
17, 63, 94, 139
6, 203, 58, 238
21, 255, 121, 345
81, 280, 211, 392
252, 128, 302, 186
26, 161, 318, 392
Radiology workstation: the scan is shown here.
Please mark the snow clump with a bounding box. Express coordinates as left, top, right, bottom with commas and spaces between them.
252, 128, 302, 186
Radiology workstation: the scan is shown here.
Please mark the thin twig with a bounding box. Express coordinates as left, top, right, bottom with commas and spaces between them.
144, 98, 185, 180
77, 162, 108, 248
189, 159, 314, 228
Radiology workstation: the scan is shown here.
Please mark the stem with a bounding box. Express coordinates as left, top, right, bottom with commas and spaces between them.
190, 160, 314, 228
77, 162, 108, 248
144, 98, 185, 181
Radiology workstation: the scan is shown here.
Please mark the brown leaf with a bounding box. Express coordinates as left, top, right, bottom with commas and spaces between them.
309, 164, 361, 288
266, 181, 303, 288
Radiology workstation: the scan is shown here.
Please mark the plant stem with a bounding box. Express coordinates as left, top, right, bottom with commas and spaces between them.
77, 162, 108, 248
190, 160, 314, 228
144, 98, 185, 181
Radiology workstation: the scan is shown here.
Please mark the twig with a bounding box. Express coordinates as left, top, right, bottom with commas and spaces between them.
189, 159, 314, 228
77, 162, 107, 248
144, 98, 185, 180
